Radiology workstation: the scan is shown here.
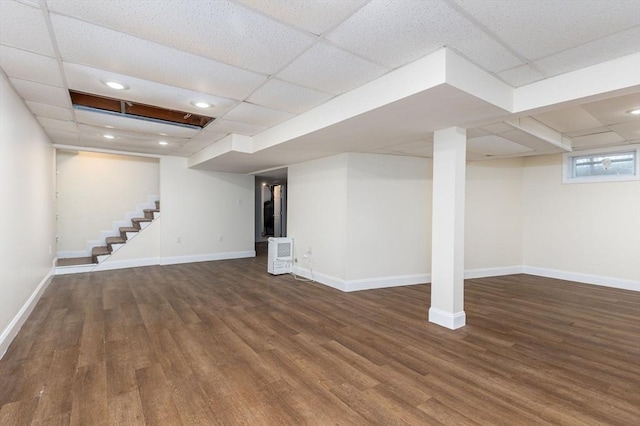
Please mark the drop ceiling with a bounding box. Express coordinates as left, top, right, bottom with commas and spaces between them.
0, 0, 638, 170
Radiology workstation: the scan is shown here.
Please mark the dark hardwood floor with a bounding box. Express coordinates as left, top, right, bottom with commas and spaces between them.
1, 248, 638, 425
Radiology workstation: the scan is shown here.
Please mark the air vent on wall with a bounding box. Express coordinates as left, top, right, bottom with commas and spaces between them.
69, 90, 215, 129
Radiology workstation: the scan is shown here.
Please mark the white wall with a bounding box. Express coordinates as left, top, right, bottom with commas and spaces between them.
159, 156, 255, 263
288, 153, 528, 291
0, 73, 56, 357
346, 153, 429, 281
465, 158, 524, 271
288, 154, 349, 281
56, 150, 159, 254
522, 154, 640, 285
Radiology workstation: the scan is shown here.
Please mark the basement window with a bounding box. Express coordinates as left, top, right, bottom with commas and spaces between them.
563, 145, 640, 184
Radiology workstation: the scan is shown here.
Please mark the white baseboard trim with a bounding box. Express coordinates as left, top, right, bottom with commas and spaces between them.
522, 266, 639, 292
160, 250, 256, 266
292, 267, 429, 293
0, 265, 55, 359
294, 264, 639, 293
55, 264, 96, 275
428, 307, 466, 330
291, 266, 346, 291
465, 266, 523, 279
94, 257, 160, 272
345, 273, 430, 292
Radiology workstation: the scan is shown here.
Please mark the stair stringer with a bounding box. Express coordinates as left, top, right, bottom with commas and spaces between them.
93, 218, 161, 272
85, 194, 159, 254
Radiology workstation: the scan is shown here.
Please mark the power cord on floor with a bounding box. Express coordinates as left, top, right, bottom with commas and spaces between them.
291, 256, 314, 282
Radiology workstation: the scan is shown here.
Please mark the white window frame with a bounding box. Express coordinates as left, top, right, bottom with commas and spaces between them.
562, 144, 640, 184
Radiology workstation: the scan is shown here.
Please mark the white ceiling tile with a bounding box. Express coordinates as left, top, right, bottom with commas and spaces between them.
497, 64, 546, 87
206, 118, 267, 136
0, 1, 55, 56
565, 126, 610, 138
46, 129, 79, 144
453, 36, 524, 75
609, 121, 640, 141
247, 79, 333, 114
78, 134, 168, 155
63, 62, 238, 117
74, 109, 200, 138
581, 93, 640, 126
366, 148, 397, 155
26, 101, 73, 121
480, 122, 516, 134
390, 142, 434, 158
0, 45, 64, 87
9, 78, 71, 107
572, 131, 625, 148
467, 135, 534, 156
277, 42, 388, 95
534, 26, 640, 78
223, 102, 295, 128
501, 129, 564, 153
452, 0, 640, 60
180, 130, 229, 155
77, 125, 182, 147
326, 0, 521, 71
383, 139, 433, 151
533, 107, 603, 133
236, 0, 366, 35
466, 128, 489, 138
467, 151, 489, 161
37, 116, 77, 133
47, 0, 316, 75
50, 14, 267, 100
13, 0, 40, 6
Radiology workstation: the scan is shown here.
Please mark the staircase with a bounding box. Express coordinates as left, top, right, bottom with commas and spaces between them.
91, 200, 160, 263
56, 201, 160, 266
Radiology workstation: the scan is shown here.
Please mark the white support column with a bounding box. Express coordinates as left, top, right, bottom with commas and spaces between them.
429, 127, 467, 329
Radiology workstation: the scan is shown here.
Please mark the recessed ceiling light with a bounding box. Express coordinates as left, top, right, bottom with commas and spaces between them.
158, 141, 169, 145
101, 80, 129, 90
192, 101, 212, 109
103, 134, 115, 139
628, 108, 640, 115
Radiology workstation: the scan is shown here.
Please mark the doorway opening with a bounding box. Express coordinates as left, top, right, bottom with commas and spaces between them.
254, 168, 288, 242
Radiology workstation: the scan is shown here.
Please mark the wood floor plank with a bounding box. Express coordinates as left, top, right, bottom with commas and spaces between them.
69, 362, 108, 426
0, 250, 638, 425
135, 363, 182, 426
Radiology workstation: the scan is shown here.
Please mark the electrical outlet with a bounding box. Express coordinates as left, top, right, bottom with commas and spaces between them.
218, 235, 224, 242
176, 236, 182, 244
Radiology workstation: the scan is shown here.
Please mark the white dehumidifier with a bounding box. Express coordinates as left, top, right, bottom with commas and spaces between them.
267, 237, 293, 275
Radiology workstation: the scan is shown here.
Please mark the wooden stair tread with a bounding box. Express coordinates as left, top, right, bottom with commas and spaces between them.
91, 246, 110, 256
119, 227, 139, 232
131, 217, 152, 223
106, 236, 126, 244
57, 257, 95, 266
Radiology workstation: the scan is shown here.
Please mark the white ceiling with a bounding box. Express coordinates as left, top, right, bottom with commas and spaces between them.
0, 0, 639, 169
